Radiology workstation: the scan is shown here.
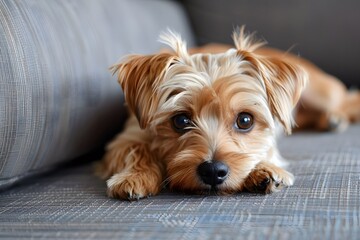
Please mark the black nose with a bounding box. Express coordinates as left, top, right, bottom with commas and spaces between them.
197, 161, 229, 186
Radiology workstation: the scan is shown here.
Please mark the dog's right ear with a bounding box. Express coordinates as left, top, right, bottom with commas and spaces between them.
110, 53, 174, 129
233, 26, 307, 134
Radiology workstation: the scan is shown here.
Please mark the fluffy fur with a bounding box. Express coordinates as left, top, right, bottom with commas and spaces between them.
97, 28, 360, 200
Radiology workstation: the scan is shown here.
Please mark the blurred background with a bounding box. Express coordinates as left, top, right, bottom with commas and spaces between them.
182, 0, 360, 88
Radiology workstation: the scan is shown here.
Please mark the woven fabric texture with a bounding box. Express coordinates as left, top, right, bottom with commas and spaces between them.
1, 124, 359, 239
0, 0, 194, 190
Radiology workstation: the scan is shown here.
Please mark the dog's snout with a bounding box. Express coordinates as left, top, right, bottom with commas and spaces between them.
197, 161, 229, 186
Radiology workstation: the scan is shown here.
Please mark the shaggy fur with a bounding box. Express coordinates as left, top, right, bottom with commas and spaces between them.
97, 28, 360, 200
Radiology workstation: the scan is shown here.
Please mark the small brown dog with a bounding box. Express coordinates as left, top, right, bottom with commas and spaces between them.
97, 28, 360, 200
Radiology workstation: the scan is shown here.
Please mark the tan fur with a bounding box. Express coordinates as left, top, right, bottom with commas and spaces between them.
243, 161, 294, 194
97, 28, 360, 200
190, 42, 360, 131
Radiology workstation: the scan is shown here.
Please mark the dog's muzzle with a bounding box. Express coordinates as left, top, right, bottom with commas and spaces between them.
197, 160, 229, 187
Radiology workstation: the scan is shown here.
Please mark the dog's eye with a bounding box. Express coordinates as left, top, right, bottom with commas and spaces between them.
235, 112, 254, 131
172, 114, 192, 133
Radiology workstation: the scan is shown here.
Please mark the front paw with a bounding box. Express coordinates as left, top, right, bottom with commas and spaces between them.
243, 162, 294, 194
106, 172, 161, 200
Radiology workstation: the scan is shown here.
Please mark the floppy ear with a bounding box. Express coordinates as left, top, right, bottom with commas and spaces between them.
233, 26, 308, 134
110, 53, 174, 129
241, 51, 308, 134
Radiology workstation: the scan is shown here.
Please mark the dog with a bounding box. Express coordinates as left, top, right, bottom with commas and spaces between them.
96, 28, 360, 200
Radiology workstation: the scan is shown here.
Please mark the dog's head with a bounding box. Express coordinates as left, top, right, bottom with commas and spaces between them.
111, 28, 307, 194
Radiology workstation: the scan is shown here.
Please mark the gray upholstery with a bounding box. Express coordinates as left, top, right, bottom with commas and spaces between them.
183, 0, 360, 87
1, 1, 359, 239
1, 124, 360, 239
0, 0, 194, 190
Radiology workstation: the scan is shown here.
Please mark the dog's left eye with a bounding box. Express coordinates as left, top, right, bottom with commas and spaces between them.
235, 112, 254, 132
172, 114, 193, 133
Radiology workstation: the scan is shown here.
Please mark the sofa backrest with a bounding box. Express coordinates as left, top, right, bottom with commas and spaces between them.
183, 0, 360, 87
0, 0, 194, 190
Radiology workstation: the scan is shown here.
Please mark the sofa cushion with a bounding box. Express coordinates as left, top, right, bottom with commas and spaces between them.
0, 0, 194, 190
0, 124, 359, 238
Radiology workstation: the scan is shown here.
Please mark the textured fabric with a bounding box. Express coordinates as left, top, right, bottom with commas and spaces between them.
1, 124, 359, 239
182, 0, 360, 87
0, 0, 194, 190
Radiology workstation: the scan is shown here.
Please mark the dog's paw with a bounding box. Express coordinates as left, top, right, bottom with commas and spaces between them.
243, 162, 294, 194
106, 172, 161, 200
327, 114, 349, 132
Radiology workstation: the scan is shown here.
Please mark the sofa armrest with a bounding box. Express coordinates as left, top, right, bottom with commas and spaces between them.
0, 0, 194, 190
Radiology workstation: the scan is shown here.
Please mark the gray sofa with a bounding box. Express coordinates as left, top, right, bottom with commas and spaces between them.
1, 0, 359, 239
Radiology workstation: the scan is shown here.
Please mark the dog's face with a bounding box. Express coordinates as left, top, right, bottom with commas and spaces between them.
112, 30, 306, 194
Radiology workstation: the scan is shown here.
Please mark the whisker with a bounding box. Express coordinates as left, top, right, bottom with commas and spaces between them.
161, 171, 183, 187
176, 167, 194, 184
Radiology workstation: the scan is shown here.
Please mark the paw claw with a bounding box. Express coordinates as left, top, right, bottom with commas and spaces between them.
127, 194, 142, 201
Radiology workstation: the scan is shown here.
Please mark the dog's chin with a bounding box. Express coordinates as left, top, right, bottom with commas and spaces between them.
173, 188, 239, 197
169, 181, 240, 196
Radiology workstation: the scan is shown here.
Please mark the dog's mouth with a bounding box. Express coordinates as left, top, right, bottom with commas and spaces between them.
193, 187, 237, 196
165, 160, 236, 195
168, 182, 237, 196
207, 186, 231, 196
